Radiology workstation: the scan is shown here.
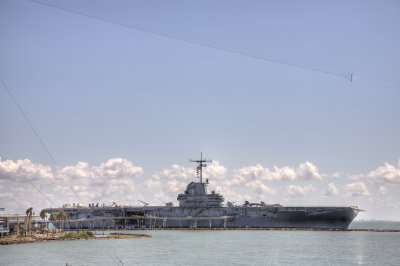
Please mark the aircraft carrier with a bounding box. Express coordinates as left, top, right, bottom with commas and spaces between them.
47, 154, 362, 229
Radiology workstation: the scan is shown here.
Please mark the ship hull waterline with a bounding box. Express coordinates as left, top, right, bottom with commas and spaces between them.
47, 206, 359, 230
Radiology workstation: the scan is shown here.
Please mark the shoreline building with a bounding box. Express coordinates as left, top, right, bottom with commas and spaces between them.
0, 208, 10, 237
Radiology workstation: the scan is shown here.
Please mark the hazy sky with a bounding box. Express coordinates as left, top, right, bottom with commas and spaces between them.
1, 0, 400, 220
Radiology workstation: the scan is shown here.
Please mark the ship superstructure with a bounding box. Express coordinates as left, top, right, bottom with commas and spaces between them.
47, 154, 362, 229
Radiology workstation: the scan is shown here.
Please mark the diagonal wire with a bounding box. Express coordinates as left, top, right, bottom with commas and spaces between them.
30, 0, 348, 80
0, 77, 57, 165
23, 176, 54, 206
109, 243, 125, 266
352, 78, 400, 94
356, 74, 400, 86
0, 75, 82, 202
0, 154, 53, 206
31, 0, 400, 89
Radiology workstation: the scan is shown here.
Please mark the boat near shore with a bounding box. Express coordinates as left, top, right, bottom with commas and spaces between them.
47, 154, 362, 230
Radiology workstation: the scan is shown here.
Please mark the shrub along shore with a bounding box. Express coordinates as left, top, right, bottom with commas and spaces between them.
0, 231, 151, 245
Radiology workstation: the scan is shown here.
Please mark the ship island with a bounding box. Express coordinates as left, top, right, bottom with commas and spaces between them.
47, 154, 362, 230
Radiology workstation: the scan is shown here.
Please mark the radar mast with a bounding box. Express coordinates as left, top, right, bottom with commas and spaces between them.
190, 152, 212, 184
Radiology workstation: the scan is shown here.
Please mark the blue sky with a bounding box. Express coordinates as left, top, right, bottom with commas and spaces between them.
1, 0, 400, 220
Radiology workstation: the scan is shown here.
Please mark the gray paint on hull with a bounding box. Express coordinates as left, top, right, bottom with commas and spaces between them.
47, 206, 358, 230
47, 176, 360, 230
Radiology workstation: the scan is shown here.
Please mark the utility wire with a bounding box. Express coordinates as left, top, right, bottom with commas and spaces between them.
31, 0, 400, 87
356, 74, 400, 86
109, 244, 125, 266
352, 78, 400, 94
0, 77, 57, 166
30, 0, 400, 88
0, 76, 82, 202
31, 0, 350, 80
0, 154, 53, 206
23, 176, 54, 206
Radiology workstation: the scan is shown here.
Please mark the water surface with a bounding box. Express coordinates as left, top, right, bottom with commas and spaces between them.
1, 221, 399, 265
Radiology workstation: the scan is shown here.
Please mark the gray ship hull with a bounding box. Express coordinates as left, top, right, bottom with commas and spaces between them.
47, 155, 361, 230
47, 205, 359, 230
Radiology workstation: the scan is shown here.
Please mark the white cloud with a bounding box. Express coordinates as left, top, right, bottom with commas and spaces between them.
367, 161, 400, 185
270, 166, 297, 181
345, 182, 369, 197
0, 192, 13, 198
232, 161, 321, 185
325, 183, 339, 196
348, 174, 364, 180
244, 180, 276, 195
54, 158, 143, 202
0, 159, 53, 182
331, 172, 342, 179
257, 183, 275, 195
3, 156, 400, 220
203, 161, 227, 180
286, 184, 316, 197
153, 164, 193, 181
232, 164, 272, 184
297, 161, 322, 180
145, 161, 227, 203
0, 158, 143, 213
378, 186, 388, 195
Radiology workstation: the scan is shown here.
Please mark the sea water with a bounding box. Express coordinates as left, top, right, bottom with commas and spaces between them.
1, 221, 399, 265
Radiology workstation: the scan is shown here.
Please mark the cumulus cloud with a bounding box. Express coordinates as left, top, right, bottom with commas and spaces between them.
144, 161, 227, 203
244, 179, 276, 195
5, 156, 400, 218
152, 164, 193, 181
54, 158, 143, 201
331, 172, 342, 179
152, 161, 226, 181
58, 158, 143, 182
286, 184, 316, 197
297, 162, 322, 180
0, 158, 143, 213
232, 161, 321, 185
232, 164, 296, 183
367, 161, 400, 185
348, 174, 364, 180
378, 186, 388, 195
257, 184, 275, 195
203, 161, 227, 180
325, 183, 339, 196
345, 182, 369, 197
0, 159, 53, 182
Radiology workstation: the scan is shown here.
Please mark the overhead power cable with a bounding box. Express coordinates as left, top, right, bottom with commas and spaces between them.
0, 154, 53, 206
31, 0, 400, 88
0, 76, 82, 203
356, 74, 400, 86
31, 0, 351, 80
30, 0, 400, 88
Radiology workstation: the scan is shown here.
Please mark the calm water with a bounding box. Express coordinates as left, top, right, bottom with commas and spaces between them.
1, 221, 400, 265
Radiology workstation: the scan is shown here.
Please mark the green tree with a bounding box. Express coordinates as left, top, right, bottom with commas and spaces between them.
40, 209, 47, 230
57, 210, 68, 230
49, 212, 58, 222
49, 212, 58, 233
25, 207, 33, 235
